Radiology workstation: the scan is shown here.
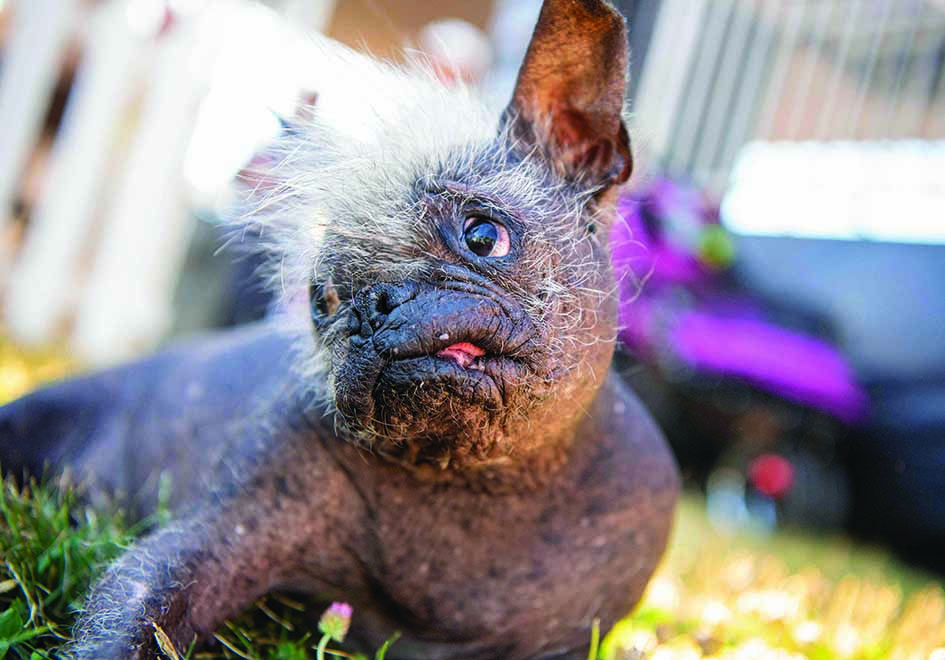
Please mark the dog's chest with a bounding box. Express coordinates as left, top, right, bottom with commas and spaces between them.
361, 461, 654, 641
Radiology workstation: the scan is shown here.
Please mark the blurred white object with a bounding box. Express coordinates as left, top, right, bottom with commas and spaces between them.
281, 0, 335, 32
484, 0, 541, 103
183, 1, 324, 209
0, 0, 81, 252
73, 0, 338, 363
723, 140, 945, 244
418, 19, 493, 84
2, 0, 338, 363
5, 0, 149, 346
71, 16, 206, 364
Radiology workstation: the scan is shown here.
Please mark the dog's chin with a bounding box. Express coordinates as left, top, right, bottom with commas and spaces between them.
378, 354, 508, 409
332, 351, 534, 466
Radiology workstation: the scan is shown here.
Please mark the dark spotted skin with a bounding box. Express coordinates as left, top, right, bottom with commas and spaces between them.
0, 323, 677, 660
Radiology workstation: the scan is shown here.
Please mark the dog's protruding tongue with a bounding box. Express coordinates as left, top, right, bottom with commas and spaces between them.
436, 342, 486, 368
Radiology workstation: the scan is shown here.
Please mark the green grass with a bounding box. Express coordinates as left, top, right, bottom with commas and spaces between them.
0, 477, 402, 660
602, 498, 945, 659
0, 478, 134, 659
2, 478, 943, 660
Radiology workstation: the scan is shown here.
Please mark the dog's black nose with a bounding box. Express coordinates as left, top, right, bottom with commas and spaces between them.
348, 281, 418, 339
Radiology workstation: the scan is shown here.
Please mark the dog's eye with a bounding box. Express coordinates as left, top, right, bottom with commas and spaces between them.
463, 217, 510, 258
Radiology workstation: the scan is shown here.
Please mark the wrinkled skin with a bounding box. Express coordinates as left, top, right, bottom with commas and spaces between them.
0, 1, 678, 658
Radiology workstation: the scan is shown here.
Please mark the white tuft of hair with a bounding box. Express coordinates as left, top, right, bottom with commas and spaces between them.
231, 38, 505, 391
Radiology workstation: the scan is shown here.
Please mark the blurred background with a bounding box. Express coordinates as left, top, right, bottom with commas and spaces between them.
0, 0, 944, 591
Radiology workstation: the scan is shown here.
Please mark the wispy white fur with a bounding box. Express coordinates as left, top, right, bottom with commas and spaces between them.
232, 39, 614, 410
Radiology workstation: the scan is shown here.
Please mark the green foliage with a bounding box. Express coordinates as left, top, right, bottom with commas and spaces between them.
372, 632, 400, 660
0, 478, 400, 660
3, 479, 942, 660
0, 477, 133, 659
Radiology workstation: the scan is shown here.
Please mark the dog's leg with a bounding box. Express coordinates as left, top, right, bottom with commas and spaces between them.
68, 511, 258, 660
67, 445, 364, 659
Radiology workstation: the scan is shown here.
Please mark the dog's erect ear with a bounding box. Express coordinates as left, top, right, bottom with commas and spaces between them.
504, 0, 632, 188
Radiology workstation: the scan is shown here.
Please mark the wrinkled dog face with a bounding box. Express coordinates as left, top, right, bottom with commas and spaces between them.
266, 0, 631, 467
310, 156, 613, 466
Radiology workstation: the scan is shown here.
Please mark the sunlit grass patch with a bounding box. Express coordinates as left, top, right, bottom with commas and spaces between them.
606, 499, 945, 660
0, 338, 72, 407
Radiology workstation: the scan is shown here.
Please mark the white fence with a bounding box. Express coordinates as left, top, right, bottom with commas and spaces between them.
633, 0, 945, 191
1, 0, 942, 363
0, 0, 335, 363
